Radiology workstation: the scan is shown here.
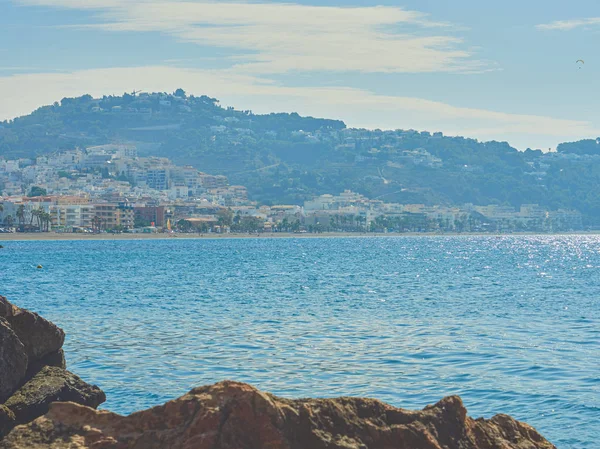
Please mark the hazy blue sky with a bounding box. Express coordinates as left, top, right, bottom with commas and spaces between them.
1, 0, 598, 149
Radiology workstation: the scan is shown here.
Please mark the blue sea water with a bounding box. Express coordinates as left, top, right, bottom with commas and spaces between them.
1, 236, 598, 448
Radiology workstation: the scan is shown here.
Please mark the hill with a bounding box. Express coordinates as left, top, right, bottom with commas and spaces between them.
1, 90, 600, 222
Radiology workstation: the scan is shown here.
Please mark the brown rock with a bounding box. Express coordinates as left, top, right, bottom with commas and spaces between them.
0, 406, 16, 439
0, 296, 18, 318
1, 381, 556, 449
0, 297, 65, 365
4, 366, 106, 427
0, 318, 28, 402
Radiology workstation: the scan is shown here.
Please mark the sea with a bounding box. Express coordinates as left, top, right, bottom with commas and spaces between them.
1, 236, 598, 449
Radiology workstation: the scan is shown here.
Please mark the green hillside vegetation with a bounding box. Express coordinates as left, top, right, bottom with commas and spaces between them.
2, 90, 600, 222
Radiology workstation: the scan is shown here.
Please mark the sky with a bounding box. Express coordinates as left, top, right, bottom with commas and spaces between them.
0, 0, 599, 150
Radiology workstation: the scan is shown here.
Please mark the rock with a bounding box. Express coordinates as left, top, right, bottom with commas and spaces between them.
25, 350, 67, 381
0, 297, 65, 365
0, 297, 102, 438
0, 318, 28, 402
4, 366, 106, 427
39, 349, 67, 370
0, 405, 15, 439
1, 381, 556, 449
0, 297, 17, 319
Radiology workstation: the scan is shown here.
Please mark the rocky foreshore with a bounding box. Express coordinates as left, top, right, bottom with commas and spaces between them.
0, 296, 105, 438
0, 295, 556, 449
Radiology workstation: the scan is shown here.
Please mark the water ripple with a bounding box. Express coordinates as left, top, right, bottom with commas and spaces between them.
1, 235, 599, 448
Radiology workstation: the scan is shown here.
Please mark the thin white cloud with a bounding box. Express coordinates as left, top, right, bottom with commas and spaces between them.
537, 18, 600, 31
0, 66, 595, 150
0, 66, 64, 72
16, 0, 488, 74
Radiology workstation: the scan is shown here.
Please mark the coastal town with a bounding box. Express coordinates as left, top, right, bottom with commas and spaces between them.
0, 145, 584, 234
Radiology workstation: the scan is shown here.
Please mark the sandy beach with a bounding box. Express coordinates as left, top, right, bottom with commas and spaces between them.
0, 231, 596, 241
0, 231, 399, 241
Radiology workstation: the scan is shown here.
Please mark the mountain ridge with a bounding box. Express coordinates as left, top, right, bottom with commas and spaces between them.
1, 90, 600, 222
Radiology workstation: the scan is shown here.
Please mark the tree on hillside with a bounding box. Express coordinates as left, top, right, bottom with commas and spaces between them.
29, 186, 47, 197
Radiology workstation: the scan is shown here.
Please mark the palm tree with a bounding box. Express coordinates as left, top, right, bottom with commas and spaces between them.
34, 207, 44, 230
3, 215, 14, 228
357, 215, 367, 232
41, 212, 52, 232
374, 215, 385, 232
91, 215, 102, 232
38, 212, 45, 232
16, 205, 25, 231
29, 208, 37, 227
29, 207, 40, 230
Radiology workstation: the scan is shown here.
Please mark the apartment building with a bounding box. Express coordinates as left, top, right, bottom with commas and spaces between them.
92, 203, 135, 229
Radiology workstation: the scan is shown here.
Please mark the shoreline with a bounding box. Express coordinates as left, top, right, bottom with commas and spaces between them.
0, 231, 599, 241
